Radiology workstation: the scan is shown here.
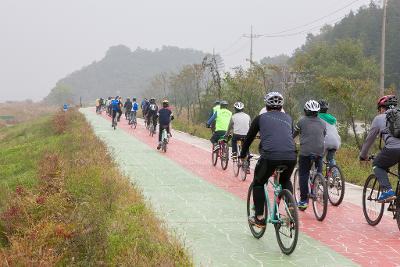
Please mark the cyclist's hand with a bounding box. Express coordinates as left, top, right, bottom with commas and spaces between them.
359, 156, 368, 162
206, 123, 210, 128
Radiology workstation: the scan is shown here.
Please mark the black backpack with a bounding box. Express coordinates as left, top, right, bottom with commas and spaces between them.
386, 108, 400, 138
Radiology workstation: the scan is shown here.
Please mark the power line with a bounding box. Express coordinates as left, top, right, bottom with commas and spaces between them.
260, 0, 362, 36
219, 36, 244, 54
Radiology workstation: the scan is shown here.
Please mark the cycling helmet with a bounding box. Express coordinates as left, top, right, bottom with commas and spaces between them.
377, 95, 398, 109
220, 100, 228, 107
234, 101, 244, 110
264, 92, 284, 108
318, 100, 329, 113
132, 97, 137, 101
215, 100, 220, 105
162, 99, 169, 107
304, 100, 320, 112
150, 98, 155, 103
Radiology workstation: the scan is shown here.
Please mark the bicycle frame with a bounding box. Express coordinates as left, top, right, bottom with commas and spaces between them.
264, 175, 283, 224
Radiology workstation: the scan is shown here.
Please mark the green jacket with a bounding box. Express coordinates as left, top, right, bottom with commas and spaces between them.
215, 108, 232, 131
318, 113, 337, 125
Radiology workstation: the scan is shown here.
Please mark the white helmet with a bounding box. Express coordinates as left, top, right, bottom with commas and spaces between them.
304, 100, 320, 112
264, 92, 284, 107
234, 101, 244, 110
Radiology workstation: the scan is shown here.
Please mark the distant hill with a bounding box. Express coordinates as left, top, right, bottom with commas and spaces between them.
300, 1, 400, 89
45, 45, 206, 104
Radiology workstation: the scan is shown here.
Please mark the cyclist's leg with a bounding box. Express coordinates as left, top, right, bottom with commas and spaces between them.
373, 148, 400, 191
112, 110, 117, 123
231, 134, 238, 155
298, 155, 312, 202
253, 158, 274, 217
316, 156, 323, 174
158, 125, 163, 142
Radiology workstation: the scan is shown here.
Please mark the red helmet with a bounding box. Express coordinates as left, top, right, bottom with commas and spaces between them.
377, 95, 398, 109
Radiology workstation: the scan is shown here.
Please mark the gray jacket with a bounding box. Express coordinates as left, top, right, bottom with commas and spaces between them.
293, 116, 327, 157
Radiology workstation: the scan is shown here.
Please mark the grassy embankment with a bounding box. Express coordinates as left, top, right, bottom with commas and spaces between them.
0, 109, 192, 266
172, 116, 381, 187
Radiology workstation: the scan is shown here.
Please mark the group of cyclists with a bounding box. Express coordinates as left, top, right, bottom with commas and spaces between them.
96, 96, 174, 150
205, 92, 400, 228
96, 91, 400, 230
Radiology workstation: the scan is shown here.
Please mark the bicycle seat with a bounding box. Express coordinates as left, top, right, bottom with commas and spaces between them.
275, 165, 288, 173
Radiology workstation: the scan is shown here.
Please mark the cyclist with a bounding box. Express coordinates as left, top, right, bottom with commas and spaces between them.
318, 100, 341, 168
293, 100, 326, 210
226, 101, 251, 158
130, 97, 139, 125
146, 98, 159, 130
360, 95, 400, 202
141, 98, 149, 119
95, 98, 100, 113
117, 96, 123, 122
111, 96, 122, 126
124, 98, 132, 120
206, 100, 232, 152
107, 97, 112, 116
157, 99, 174, 150
239, 92, 297, 228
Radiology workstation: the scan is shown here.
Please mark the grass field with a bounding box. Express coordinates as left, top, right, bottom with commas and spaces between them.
0, 109, 192, 266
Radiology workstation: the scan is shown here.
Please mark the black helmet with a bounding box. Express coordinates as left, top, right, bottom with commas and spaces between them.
215, 100, 220, 105
220, 100, 228, 107
318, 100, 329, 113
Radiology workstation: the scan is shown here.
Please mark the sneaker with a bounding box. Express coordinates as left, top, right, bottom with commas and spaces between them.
297, 200, 308, 211
157, 142, 162, 150
248, 216, 266, 228
378, 189, 396, 203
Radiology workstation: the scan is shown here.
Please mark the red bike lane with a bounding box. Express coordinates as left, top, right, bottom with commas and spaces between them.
100, 111, 400, 266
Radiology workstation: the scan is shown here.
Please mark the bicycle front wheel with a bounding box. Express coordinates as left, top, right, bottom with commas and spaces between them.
240, 161, 248, 181
311, 173, 328, 221
327, 165, 345, 206
211, 147, 218, 166
247, 183, 267, 239
362, 174, 384, 226
275, 189, 299, 255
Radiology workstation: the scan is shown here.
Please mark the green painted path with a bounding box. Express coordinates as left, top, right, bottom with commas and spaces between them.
82, 109, 357, 266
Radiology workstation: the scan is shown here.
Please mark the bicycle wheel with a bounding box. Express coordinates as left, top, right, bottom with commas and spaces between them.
362, 174, 384, 226
232, 156, 240, 177
311, 173, 328, 221
240, 160, 249, 181
326, 165, 345, 206
274, 189, 299, 255
162, 141, 167, 152
247, 183, 267, 239
220, 143, 229, 170
292, 169, 301, 204
211, 146, 218, 166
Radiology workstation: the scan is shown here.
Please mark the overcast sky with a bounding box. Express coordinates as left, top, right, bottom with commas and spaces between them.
0, 0, 374, 102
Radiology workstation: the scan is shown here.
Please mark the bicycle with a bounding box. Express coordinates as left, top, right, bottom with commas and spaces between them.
292, 155, 328, 221
111, 114, 117, 130
232, 139, 251, 181
129, 111, 137, 129
160, 127, 169, 152
212, 137, 229, 170
247, 165, 299, 255
362, 156, 400, 230
148, 118, 156, 137
323, 160, 345, 206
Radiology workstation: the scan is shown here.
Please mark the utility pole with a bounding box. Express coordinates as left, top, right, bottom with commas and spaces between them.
380, 0, 388, 96
243, 25, 262, 66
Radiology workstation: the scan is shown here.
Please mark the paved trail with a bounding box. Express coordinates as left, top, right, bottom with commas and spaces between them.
82, 108, 400, 267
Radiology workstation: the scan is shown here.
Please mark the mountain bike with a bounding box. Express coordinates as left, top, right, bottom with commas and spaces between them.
148, 119, 156, 137
362, 156, 400, 230
293, 155, 328, 221
323, 160, 345, 206
160, 127, 169, 152
212, 137, 229, 170
232, 139, 251, 181
129, 111, 137, 129
247, 165, 299, 255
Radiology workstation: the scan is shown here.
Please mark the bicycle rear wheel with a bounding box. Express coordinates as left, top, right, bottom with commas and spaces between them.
247, 183, 267, 239
292, 169, 300, 204
362, 174, 385, 226
220, 143, 229, 170
275, 189, 299, 255
232, 157, 239, 177
211, 146, 218, 166
326, 165, 345, 206
311, 173, 328, 221
240, 161, 249, 181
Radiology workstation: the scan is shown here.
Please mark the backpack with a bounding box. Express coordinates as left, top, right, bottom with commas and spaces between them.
386, 108, 400, 138
149, 104, 157, 111
112, 99, 119, 109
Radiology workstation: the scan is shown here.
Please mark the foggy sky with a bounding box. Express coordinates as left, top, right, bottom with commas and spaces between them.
0, 0, 373, 102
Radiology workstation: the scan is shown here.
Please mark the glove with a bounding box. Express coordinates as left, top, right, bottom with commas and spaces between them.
171, 115, 175, 121
359, 156, 367, 161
